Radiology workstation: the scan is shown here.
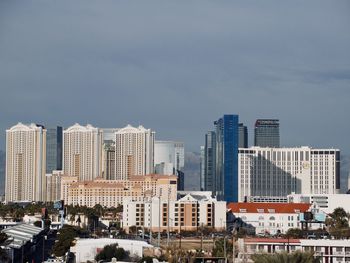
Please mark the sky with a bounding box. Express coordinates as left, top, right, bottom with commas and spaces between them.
0, 0, 350, 154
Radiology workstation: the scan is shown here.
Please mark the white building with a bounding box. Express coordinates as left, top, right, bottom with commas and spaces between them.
228, 202, 312, 235
239, 147, 340, 202
115, 125, 155, 180
63, 123, 103, 181
288, 193, 350, 214
123, 192, 226, 232
154, 140, 184, 175
46, 170, 65, 202
5, 123, 47, 202
238, 238, 350, 263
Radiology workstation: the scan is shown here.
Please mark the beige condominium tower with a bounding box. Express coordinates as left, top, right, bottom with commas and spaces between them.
5, 123, 47, 202
115, 125, 155, 180
63, 123, 103, 181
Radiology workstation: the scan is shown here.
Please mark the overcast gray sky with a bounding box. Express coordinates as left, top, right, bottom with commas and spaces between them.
0, 0, 349, 153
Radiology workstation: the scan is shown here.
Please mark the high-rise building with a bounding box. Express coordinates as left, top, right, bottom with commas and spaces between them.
103, 142, 116, 180
63, 123, 103, 181
200, 146, 205, 191
5, 123, 47, 202
254, 119, 280, 147
115, 125, 155, 180
214, 114, 239, 202
154, 141, 184, 173
203, 131, 216, 192
238, 147, 340, 202
46, 126, 63, 173
238, 123, 248, 148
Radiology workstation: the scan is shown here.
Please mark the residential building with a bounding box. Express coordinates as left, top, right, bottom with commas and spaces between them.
60, 175, 78, 202
254, 119, 280, 147
5, 123, 47, 202
228, 203, 311, 235
122, 192, 226, 232
154, 140, 185, 174
64, 174, 177, 207
115, 125, 155, 180
203, 131, 216, 192
238, 123, 248, 148
238, 147, 340, 202
46, 126, 63, 173
214, 114, 239, 202
63, 123, 103, 181
237, 238, 350, 263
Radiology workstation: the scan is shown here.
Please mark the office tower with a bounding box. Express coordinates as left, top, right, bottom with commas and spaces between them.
254, 119, 280, 147
214, 114, 239, 202
46, 126, 63, 173
5, 123, 47, 202
103, 142, 116, 180
115, 125, 155, 180
63, 123, 103, 181
238, 147, 340, 202
200, 146, 205, 191
238, 123, 248, 148
203, 131, 216, 192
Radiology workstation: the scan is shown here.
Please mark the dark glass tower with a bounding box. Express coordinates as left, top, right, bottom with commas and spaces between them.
238, 123, 248, 148
46, 126, 63, 173
204, 131, 216, 192
214, 114, 239, 202
254, 119, 280, 147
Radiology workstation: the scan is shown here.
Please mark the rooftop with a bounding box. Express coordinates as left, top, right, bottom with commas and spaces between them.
228, 202, 311, 214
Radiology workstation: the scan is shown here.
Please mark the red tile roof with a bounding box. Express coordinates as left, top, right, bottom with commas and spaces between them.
244, 238, 301, 244
227, 202, 311, 214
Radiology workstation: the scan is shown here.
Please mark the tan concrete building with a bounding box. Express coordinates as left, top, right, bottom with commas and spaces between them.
5, 123, 47, 202
63, 124, 103, 181
115, 125, 155, 180
63, 174, 177, 207
122, 192, 227, 232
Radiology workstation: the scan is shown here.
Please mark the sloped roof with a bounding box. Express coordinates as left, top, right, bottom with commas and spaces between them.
227, 202, 311, 214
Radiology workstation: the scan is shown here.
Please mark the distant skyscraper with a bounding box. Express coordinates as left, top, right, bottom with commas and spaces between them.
254, 119, 280, 147
46, 126, 63, 173
5, 123, 47, 202
214, 114, 239, 202
115, 125, 155, 180
238, 123, 248, 148
200, 146, 205, 191
203, 131, 216, 192
154, 140, 185, 174
103, 142, 116, 180
63, 124, 103, 181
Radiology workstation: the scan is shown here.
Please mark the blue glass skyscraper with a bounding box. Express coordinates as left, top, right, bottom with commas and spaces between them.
46, 126, 63, 173
214, 115, 239, 202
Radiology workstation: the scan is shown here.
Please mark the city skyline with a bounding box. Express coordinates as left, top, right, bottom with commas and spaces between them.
0, 1, 349, 154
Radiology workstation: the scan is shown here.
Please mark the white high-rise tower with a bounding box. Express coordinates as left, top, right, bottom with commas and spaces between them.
5, 123, 47, 202
115, 125, 155, 180
63, 123, 103, 181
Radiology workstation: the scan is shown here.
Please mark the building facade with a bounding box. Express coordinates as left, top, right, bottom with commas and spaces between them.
102, 142, 116, 180
228, 202, 311, 235
238, 123, 248, 148
46, 170, 65, 202
238, 147, 340, 202
115, 125, 155, 180
214, 114, 239, 202
64, 174, 177, 207
63, 123, 103, 181
46, 126, 63, 173
254, 119, 280, 147
122, 192, 226, 232
5, 123, 47, 202
154, 140, 185, 175
204, 131, 216, 192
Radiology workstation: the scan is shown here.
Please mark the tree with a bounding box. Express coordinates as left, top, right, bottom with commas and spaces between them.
251, 251, 320, 263
95, 244, 128, 261
0, 233, 10, 263
326, 207, 350, 239
285, 228, 304, 238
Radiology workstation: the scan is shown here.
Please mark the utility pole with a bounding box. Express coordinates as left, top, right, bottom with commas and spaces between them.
158, 195, 161, 247
224, 235, 227, 263
166, 185, 170, 247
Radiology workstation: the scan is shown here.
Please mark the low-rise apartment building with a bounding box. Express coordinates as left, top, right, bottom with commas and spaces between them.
122, 192, 226, 232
